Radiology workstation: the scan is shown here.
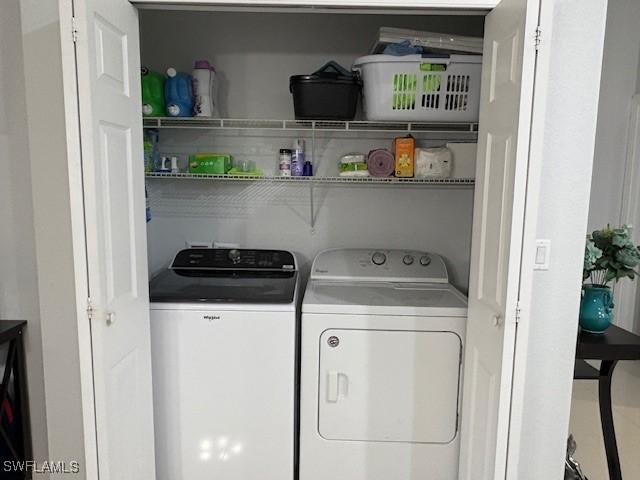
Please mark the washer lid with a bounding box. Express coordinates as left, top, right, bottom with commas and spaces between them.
303, 281, 467, 316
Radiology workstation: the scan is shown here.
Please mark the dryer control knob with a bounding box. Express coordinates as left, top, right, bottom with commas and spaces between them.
420, 255, 432, 266
371, 251, 387, 266
403, 255, 414, 265
228, 249, 241, 264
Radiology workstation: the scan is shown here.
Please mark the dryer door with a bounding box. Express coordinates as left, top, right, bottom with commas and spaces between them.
318, 328, 462, 444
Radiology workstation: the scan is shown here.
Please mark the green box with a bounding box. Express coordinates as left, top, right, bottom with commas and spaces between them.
188, 153, 233, 174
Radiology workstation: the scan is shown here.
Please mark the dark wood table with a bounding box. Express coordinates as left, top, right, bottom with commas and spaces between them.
574, 324, 640, 480
0, 321, 31, 479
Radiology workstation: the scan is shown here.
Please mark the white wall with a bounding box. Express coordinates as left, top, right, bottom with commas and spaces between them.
140, 11, 482, 290
586, 0, 640, 333
588, 0, 640, 231
570, 5, 640, 480
139, 10, 484, 119
0, 0, 49, 467
147, 129, 477, 289
147, 180, 475, 286
509, 0, 608, 478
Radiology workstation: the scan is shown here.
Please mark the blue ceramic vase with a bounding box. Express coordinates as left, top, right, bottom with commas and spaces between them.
579, 285, 613, 333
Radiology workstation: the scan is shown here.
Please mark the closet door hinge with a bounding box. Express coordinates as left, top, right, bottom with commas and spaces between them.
515, 302, 523, 325
87, 298, 95, 321
72, 16, 79, 43
534, 26, 542, 51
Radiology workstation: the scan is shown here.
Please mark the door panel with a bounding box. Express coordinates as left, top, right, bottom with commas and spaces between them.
459, 0, 539, 478
318, 329, 462, 444
100, 122, 137, 303
94, 15, 130, 94
75, 0, 155, 478
477, 132, 512, 311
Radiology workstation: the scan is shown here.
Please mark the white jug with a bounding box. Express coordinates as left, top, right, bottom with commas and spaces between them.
192, 60, 219, 117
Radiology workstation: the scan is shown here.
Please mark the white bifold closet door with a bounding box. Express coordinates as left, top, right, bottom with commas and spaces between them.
69, 0, 541, 477
459, 0, 540, 478
73, 0, 156, 478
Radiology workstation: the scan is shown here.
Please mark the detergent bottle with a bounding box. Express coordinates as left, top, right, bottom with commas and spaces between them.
165, 68, 194, 117
192, 60, 219, 117
141, 67, 165, 117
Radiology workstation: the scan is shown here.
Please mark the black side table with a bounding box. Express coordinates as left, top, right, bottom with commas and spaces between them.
574, 324, 640, 480
0, 321, 32, 479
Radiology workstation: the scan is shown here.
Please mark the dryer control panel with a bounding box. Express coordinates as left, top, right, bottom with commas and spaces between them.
310, 248, 448, 283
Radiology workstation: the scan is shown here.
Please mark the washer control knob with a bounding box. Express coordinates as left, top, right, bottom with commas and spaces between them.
402, 255, 414, 265
228, 249, 241, 264
371, 252, 387, 266
420, 255, 432, 266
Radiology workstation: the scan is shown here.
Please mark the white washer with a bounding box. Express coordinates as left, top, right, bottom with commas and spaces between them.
299, 248, 467, 480
149, 248, 299, 480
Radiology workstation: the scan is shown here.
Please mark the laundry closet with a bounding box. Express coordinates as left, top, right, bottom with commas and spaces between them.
141, 11, 482, 290
60, 0, 606, 479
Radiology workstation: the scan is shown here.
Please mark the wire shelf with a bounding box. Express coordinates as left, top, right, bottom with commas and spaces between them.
143, 117, 479, 134
145, 172, 475, 186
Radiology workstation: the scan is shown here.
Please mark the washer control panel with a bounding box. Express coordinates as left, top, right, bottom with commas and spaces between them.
311, 248, 448, 283
171, 248, 296, 271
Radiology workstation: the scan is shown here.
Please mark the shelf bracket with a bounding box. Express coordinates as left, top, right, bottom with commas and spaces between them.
310, 183, 316, 231
310, 122, 317, 230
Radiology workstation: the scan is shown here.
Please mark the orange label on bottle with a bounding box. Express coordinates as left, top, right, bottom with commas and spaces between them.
395, 137, 415, 177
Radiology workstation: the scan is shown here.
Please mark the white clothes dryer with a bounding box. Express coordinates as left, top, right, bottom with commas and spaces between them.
299, 248, 467, 480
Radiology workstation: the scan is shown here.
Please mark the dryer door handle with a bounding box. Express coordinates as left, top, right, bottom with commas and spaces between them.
327, 371, 349, 403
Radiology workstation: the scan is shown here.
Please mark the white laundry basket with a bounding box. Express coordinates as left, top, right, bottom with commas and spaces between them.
353, 54, 482, 122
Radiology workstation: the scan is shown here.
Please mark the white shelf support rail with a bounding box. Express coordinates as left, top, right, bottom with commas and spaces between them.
143, 117, 479, 134
144, 172, 476, 186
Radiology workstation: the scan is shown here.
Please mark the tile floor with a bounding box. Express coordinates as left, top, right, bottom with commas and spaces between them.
569, 361, 640, 479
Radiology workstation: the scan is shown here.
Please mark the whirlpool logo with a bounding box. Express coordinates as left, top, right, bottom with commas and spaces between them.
204, 314, 221, 321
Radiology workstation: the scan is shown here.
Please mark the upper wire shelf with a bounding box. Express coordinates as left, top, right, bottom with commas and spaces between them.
145, 172, 475, 186
143, 117, 479, 134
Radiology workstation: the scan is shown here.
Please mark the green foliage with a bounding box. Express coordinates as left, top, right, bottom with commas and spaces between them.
584, 224, 640, 285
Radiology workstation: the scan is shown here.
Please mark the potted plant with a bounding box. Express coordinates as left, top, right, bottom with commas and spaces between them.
581, 224, 640, 333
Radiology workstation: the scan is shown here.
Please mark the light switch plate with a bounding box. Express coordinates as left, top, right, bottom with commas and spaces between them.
534, 239, 551, 270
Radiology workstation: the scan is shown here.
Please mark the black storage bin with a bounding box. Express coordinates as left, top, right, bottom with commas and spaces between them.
290, 61, 362, 120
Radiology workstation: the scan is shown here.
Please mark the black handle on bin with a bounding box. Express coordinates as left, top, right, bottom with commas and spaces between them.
312, 61, 353, 78
289, 61, 360, 93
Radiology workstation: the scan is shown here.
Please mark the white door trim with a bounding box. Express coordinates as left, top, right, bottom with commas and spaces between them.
503, 1, 548, 475
131, 0, 498, 9
59, 0, 100, 477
